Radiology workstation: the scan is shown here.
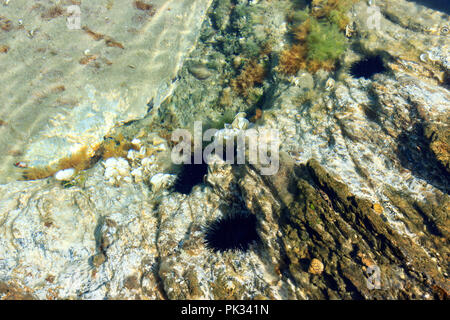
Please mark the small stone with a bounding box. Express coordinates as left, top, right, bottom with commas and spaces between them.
103, 157, 131, 185
188, 62, 213, 80
141, 157, 154, 167
92, 253, 106, 268
153, 143, 166, 152
231, 115, 249, 130
124, 275, 139, 290
131, 138, 142, 148
308, 258, 324, 275
372, 203, 383, 214
233, 56, 242, 69
139, 146, 147, 156
54, 168, 75, 181
296, 72, 314, 91
325, 78, 335, 91
131, 167, 143, 182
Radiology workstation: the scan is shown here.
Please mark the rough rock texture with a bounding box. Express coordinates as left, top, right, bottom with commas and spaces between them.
274, 159, 448, 299
0, 154, 447, 299
0, 0, 449, 299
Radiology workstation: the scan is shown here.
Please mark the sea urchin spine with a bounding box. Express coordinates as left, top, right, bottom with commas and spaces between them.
204, 211, 259, 252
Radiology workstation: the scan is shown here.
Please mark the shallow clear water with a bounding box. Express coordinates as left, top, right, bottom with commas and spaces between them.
0, 0, 448, 301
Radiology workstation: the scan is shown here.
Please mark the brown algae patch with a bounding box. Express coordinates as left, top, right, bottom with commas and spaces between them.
22, 133, 137, 181
98, 133, 136, 160
231, 60, 266, 98
22, 146, 92, 180
134, 1, 156, 15
40, 5, 64, 20
278, 0, 353, 75
0, 45, 9, 53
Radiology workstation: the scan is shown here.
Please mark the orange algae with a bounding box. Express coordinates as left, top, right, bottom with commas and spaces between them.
22, 133, 136, 181
279, 44, 307, 75
99, 133, 135, 160
23, 146, 92, 180
231, 60, 266, 97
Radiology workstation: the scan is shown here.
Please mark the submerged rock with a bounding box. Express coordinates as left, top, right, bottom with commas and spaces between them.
0, 154, 447, 299
54, 168, 76, 181
0, 0, 213, 183
0, 0, 448, 300
188, 62, 214, 80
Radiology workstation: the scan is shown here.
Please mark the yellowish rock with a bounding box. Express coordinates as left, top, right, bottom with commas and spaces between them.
372, 203, 383, 214
308, 258, 324, 275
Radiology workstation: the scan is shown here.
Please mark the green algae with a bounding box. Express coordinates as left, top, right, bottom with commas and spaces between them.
306, 19, 347, 62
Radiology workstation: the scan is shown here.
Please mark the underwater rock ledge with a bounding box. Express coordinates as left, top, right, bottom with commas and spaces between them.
0, 157, 447, 299
0, 0, 449, 300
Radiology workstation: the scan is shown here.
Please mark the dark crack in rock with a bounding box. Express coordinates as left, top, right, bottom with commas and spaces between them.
240, 159, 449, 299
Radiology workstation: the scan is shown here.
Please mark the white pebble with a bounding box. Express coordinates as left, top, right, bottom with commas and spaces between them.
150, 173, 176, 191
55, 168, 76, 181
131, 167, 143, 182
131, 138, 142, 148
103, 157, 131, 185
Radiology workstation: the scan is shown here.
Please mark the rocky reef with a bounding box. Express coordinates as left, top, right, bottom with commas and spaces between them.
0, 0, 448, 299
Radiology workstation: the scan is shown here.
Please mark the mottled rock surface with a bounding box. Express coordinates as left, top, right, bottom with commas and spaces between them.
0, 0, 448, 300
0, 154, 447, 299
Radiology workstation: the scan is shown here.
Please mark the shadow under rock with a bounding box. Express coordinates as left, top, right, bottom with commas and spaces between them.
407, 0, 450, 15
396, 122, 449, 194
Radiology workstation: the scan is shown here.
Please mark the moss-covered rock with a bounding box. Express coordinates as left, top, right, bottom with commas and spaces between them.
241, 158, 449, 299
306, 19, 347, 62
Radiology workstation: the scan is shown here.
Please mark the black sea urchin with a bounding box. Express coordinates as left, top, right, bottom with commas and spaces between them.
350, 55, 386, 79
173, 154, 208, 195
204, 211, 259, 252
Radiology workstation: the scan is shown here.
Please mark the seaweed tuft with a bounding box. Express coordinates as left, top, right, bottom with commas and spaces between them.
231, 60, 266, 97
306, 19, 346, 64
